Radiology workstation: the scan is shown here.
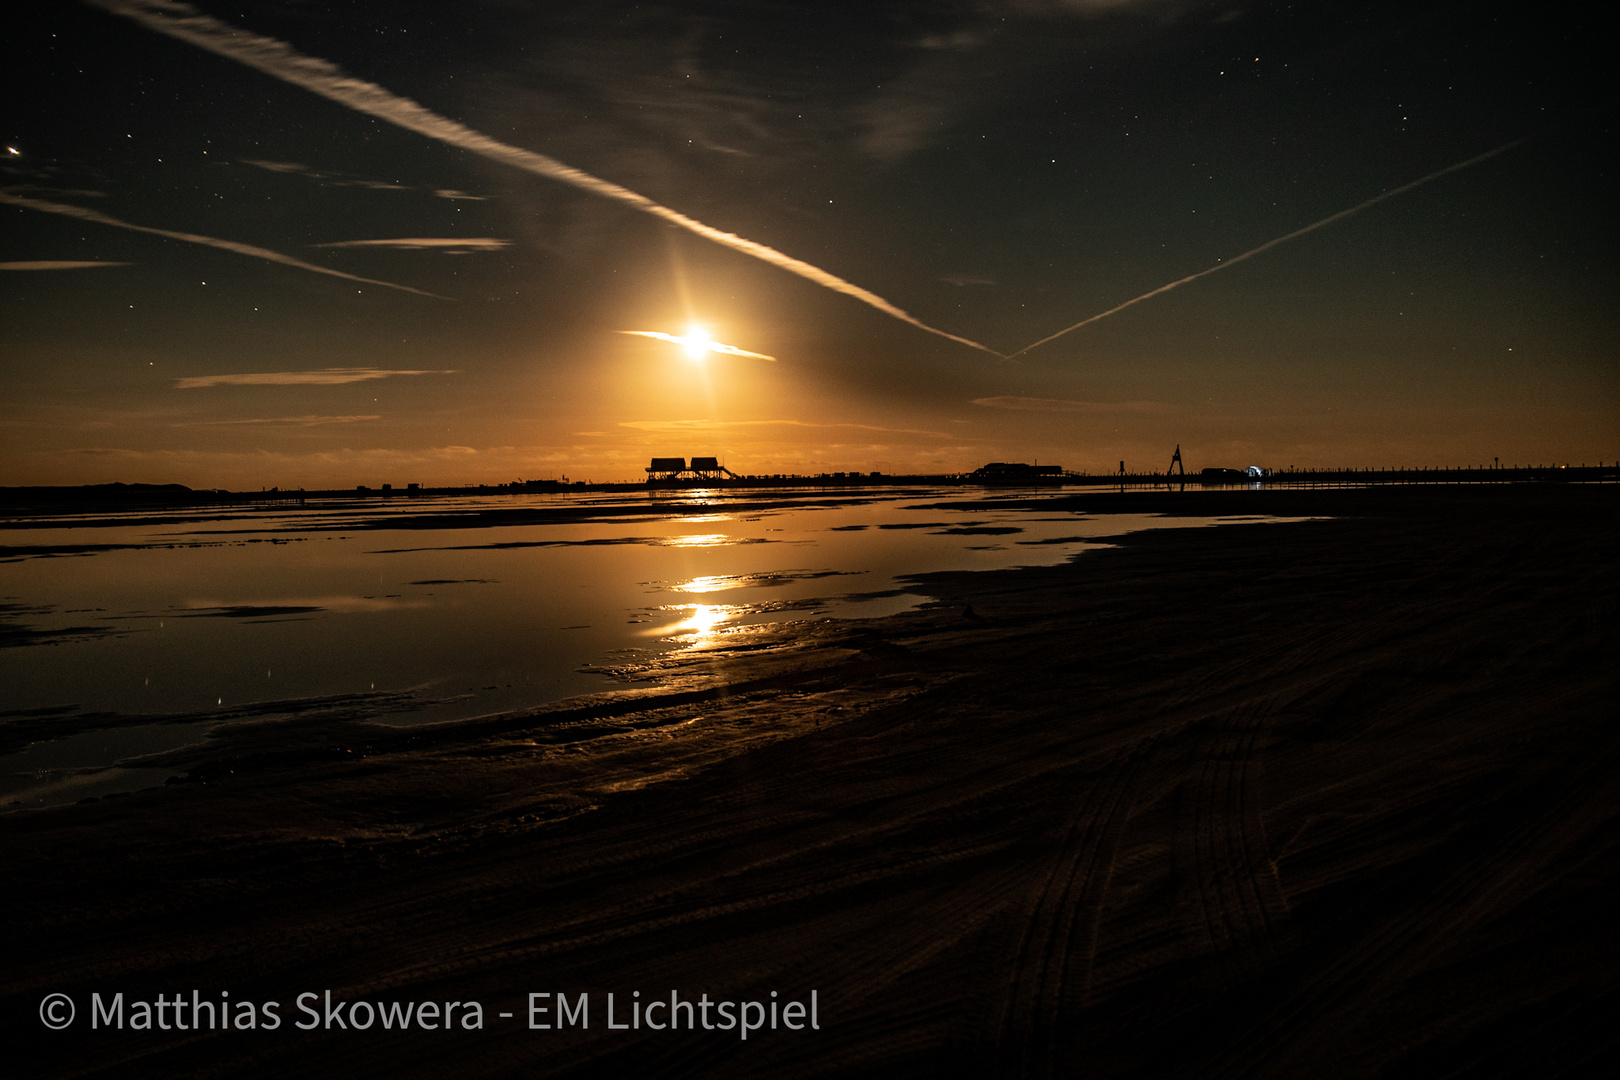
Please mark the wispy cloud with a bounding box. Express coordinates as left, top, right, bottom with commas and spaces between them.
856, 90, 956, 165
0, 260, 131, 270
0, 191, 447, 299
314, 238, 510, 252
0, 186, 110, 199
239, 158, 407, 192
241, 159, 488, 200
13, 444, 501, 490
239, 159, 307, 175
620, 330, 776, 361
173, 414, 381, 426
915, 30, 986, 52
618, 418, 949, 437
972, 396, 1167, 413
92, 0, 995, 356
941, 273, 996, 287
175, 368, 456, 389
992, 0, 1164, 14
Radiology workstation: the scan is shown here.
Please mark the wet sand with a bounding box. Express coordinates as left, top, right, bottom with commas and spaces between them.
7, 485, 1617, 1078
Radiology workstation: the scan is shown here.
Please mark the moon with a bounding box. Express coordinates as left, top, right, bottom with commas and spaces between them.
681, 327, 712, 359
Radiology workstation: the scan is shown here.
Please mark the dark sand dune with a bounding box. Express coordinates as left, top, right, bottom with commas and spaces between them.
6, 486, 1617, 1078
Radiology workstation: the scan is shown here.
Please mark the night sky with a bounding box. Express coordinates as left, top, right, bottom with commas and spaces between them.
3, 0, 1613, 488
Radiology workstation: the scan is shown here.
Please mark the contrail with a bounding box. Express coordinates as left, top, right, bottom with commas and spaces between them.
1008, 141, 1522, 358
0, 260, 131, 270
88, 0, 997, 356
314, 238, 510, 251
175, 367, 456, 388
0, 191, 446, 298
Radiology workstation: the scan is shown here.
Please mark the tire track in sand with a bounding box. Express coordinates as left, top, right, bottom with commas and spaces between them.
1199, 733, 1620, 1080
1176, 700, 1291, 992
996, 738, 1152, 1077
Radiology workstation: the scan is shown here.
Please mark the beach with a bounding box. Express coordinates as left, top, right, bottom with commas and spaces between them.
6, 483, 1617, 1078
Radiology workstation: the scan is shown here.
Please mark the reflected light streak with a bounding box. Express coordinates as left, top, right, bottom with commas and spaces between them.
653, 603, 735, 644
660, 533, 732, 548
673, 575, 746, 594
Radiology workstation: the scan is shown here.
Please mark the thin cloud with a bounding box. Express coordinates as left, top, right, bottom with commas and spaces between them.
1, 186, 111, 199
239, 159, 307, 174
0, 260, 131, 270
241, 159, 490, 201
994, 0, 1163, 13
620, 330, 776, 361
941, 273, 996, 287
916, 30, 985, 51
315, 238, 510, 252
1010, 141, 1523, 357
0, 191, 447, 299
92, 0, 996, 356
240, 158, 407, 191
175, 368, 456, 389
618, 419, 949, 437
174, 414, 382, 426
972, 396, 1167, 413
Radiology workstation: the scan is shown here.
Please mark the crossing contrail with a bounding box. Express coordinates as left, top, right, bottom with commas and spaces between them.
88, 0, 997, 356
0, 191, 446, 298
1008, 141, 1522, 359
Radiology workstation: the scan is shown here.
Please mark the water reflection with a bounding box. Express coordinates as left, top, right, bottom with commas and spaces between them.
1, 486, 1321, 807
659, 603, 735, 643
673, 575, 742, 594
661, 533, 732, 548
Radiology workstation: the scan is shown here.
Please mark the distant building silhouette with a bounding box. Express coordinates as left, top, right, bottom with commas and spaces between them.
646, 456, 739, 485
647, 457, 687, 482
970, 462, 1063, 484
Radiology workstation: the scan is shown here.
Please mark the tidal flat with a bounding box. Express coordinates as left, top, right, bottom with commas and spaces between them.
0, 485, 1305, 807
5, 484, 1616, 1078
